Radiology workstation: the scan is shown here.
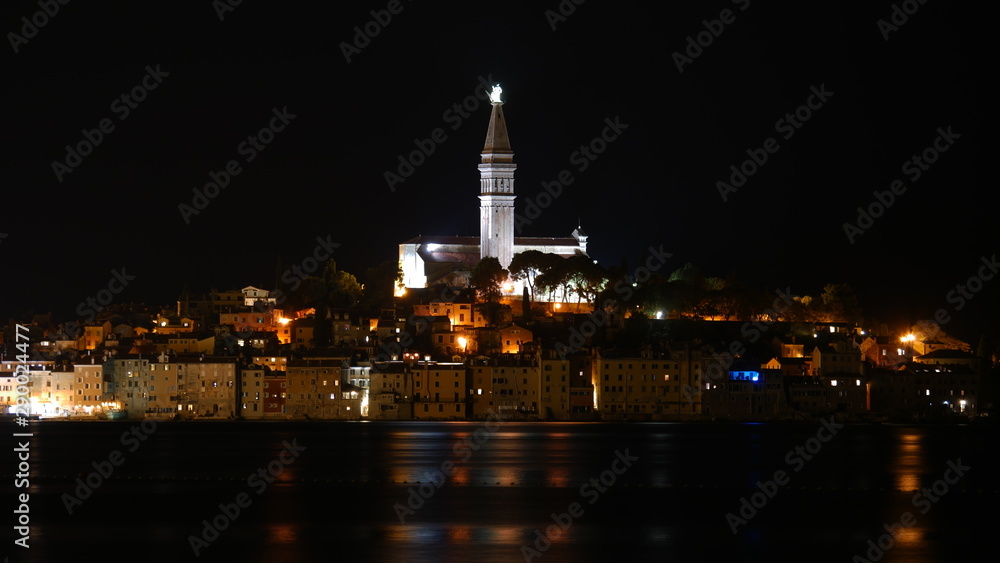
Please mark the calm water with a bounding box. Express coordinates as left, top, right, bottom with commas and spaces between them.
3, 420, 994, 562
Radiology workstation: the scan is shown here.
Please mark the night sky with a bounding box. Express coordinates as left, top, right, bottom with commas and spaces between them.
2, 1, 991, 343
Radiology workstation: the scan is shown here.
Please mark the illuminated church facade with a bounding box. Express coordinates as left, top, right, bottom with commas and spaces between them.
398, 86, 589, 296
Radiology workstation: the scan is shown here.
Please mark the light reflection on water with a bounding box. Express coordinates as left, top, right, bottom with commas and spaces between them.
894, 433, 925, 492
382, 428, 605, 487
19, 421, 987, 563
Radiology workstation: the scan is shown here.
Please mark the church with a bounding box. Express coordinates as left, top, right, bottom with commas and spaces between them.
398, 85, 589, 295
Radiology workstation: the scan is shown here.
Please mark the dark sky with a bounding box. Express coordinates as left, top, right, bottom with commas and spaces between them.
2, 1, 991, 343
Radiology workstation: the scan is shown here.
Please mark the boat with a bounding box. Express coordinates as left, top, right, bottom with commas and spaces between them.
106, 409, 127, 420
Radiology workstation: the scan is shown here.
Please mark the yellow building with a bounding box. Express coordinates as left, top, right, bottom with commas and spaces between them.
241, 366, 266, 418
285, 357, 349, 419
468, 356, 538, 419
499, 324, 532, 354
148, 356, 183, 419
412, 361, 467, 420
594, 351, 690, 420
175, 357, 238, 418
102, 357, 148, 416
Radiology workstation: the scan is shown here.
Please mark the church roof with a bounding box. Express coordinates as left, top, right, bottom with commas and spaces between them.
402, 235, 478, 245
514, 237, 581, 247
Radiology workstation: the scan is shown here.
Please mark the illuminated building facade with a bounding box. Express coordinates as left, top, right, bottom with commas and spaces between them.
398, 86, 588, 294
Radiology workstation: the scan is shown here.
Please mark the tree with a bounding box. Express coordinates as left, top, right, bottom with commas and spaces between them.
283, 260, 364, 348
667, 263, 707, 317
668, 262, 706, 287
522, 286, 532, 322
535, 257, 572, 303
322, 260, 363, 309
509, 250, 549, 298
362, 260, 404, 310
820, 283, 862, 324
470, 257, 508, 303
471, 257, 509, 326
565, 255, 607, 308
785, 295, 817, 322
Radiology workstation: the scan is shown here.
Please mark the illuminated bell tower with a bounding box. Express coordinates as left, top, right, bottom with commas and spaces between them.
479, 84, 516, 269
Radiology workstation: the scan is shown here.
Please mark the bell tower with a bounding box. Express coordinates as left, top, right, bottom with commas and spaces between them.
479, 84, 516, 269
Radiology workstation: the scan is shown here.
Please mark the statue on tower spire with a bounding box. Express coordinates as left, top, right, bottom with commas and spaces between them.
489, 84, 503, 104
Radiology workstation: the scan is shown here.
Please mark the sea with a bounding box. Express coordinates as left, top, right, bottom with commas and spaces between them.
2, 419, 994, 562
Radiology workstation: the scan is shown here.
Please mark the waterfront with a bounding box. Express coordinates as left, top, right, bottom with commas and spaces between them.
3, 421, 993, 562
